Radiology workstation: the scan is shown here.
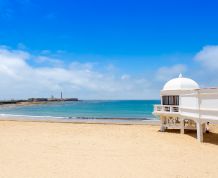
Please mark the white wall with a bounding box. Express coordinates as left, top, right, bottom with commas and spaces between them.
180, 109, 199, 119
160, 89, 218, 122
180, 89, 218, 122
199, 90, 218, 122
180, 94, 198, 109
200, 94, 218, 110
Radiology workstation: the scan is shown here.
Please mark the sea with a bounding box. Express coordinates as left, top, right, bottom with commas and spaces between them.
0, 100, 160, 121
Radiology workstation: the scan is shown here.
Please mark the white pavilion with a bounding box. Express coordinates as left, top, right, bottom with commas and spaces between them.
153, 74, 218, 142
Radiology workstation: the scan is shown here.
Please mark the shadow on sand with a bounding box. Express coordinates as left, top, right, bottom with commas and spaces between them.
161, 129, 218, 146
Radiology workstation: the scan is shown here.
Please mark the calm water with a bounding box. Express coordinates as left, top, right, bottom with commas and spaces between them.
0, 100, 160, 120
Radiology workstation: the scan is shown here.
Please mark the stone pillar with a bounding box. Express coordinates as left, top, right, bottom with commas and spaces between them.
196, 122, 203, 142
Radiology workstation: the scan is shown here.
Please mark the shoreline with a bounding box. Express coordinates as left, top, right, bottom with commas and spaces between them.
0, 114, 160, 125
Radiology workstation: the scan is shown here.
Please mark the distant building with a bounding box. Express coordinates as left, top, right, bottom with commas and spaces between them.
28, 98, 48, 102
153, 74, 218, 142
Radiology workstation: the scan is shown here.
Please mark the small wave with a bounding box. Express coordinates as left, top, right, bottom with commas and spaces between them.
0, 113, 69, 119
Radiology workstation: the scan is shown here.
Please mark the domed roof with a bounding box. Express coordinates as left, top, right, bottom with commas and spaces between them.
163, 74, 200, 91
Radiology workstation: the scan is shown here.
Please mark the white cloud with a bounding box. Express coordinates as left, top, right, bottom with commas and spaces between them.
34, 56, 64, 67
195, 45, 218, 70
0, 47, 159, 100
3, 45, 217, 100
156, 64, 187, 81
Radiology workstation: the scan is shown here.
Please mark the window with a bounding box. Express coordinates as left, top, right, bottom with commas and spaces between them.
162, 96, 179, 105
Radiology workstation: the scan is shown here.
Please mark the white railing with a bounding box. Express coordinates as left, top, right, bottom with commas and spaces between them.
154, 105, 180, 113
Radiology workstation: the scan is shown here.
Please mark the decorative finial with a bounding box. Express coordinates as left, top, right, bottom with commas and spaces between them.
178, 73, 183, 78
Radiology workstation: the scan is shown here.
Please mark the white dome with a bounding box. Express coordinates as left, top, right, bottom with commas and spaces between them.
163, 74, 200, 91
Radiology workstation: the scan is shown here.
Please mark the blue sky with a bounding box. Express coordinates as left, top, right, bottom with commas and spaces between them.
0, 0, 218, 99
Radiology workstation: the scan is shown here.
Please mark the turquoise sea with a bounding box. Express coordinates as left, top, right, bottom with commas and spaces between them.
0, 100, 160, 120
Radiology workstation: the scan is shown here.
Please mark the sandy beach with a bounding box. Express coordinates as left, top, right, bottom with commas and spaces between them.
0, 119, 218, 178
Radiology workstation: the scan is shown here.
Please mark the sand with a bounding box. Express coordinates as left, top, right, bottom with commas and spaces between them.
0, 120, 218, 178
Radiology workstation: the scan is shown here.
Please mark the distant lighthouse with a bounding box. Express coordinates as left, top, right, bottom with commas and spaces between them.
61, 91, 63, 100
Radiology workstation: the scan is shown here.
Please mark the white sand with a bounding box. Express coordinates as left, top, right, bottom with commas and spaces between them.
0, 120, 218, 178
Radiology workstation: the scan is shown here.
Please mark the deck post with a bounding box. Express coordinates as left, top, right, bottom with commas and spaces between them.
160, 116, 166, 132
196, 122, 203, 142
180, 118, 184, 134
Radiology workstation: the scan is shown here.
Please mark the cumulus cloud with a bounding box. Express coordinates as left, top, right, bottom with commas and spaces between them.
3, 45, 217, 100
195, 45, 218, 70
0, 47, 158, 100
